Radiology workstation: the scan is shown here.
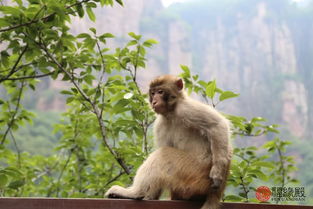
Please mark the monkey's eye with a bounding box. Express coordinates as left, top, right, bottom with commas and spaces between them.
158, 90, 164, 94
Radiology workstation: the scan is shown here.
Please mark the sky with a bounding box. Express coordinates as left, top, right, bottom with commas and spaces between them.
161, 0, 305, 7
161, 0, 190, 7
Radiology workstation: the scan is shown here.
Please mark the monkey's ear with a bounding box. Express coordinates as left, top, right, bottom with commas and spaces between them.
175, 78, 184, 91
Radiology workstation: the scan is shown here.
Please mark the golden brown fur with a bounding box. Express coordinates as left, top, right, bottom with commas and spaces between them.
105, 75, 232, 209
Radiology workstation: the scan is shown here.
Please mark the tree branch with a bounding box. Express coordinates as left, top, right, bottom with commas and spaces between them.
0, 0, 91, 33
1, 80, 25, 145
95, 38, 106, 84
239, 176, 250, 202
118, 47, 153, 155
104, 171, 125, 187
33, 154, 61, 182
55, 150, 73, 197
93, 38, 106, 107
5, 72, 54, 81
0, 45, 28, 83
9, 130, 21, 168
36, 39, 131, 176
277, 147, 286, 188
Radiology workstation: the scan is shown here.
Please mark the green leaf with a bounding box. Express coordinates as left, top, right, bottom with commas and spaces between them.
127, 40, 137, 47
254, 161, 275, 169
0, 6, 21, 15
86, 7, 96, 22
197, 80, 207, 88
145, 39, 158, 44
84, 38, 96, 50
138, 45, 146, 56
51, 5, 65, 19
1, 51, 10, 67
76, 4, 84, 17
180, 65, 190, 75
8, 179, 25, 189
192, 75, 199, 81
29, 83, 36, 91
102, 33, 115, 38
266, 125, 280, 133
100, 0, 106, 6
239, 192, 248, 198
115, 0, 124, 6
206, 80, 216, 99
115, 119, 137, 126
113, 99, 129, 114
219, 91, 239, 101
0, 19, 10, 27
124, 92, 133, 99
263, 141, 275, 149
224, 195, 243, 202
251, 117, 266, 123
77, 33, 91, 39
4, 167, 23, 177
14, 0, 23, 6
131, 109, 145, 121
143, 39, 158, 47
137, 60, 146, 68
66, 97, 74, 104
0, 174, 8, 188
87, 2, 97, 8
60, 90, 73, 95
128, 32, 141, 40
84, 75, 95, 85
89, 27, 96, 34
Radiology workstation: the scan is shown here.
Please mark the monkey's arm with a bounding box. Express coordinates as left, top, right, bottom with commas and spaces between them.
177, 99, 231, 190
208, 120, 231, 190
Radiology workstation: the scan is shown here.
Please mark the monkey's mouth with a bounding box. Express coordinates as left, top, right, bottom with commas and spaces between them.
152, 104, 158, 110
152, 105, 163, 114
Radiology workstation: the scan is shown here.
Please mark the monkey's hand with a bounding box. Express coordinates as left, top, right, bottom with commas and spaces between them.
210, 178, 222, 191
209, 166, 223, 190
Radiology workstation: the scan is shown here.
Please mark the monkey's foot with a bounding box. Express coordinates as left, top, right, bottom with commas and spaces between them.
105, 186, 144, 200
107, 193, 143, 200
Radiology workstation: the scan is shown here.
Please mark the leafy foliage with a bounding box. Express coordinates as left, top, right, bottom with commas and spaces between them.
0, 0, 299, 203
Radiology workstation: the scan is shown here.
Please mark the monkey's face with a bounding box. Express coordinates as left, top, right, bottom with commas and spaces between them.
149, 75, 184, 115
149, 88, 168, 114
149, 88, 178, 115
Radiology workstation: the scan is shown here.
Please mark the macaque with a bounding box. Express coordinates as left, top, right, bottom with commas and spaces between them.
105, 75, 232, 209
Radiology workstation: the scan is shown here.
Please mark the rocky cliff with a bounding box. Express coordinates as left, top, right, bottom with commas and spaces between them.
50, 0, 312, 139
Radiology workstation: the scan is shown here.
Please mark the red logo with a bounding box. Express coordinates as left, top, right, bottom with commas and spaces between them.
256, 186, 272, 202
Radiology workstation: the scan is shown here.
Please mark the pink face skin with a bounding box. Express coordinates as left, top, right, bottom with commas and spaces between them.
150, 89, 166, 114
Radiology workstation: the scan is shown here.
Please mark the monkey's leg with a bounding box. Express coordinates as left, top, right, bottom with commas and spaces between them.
105, 178, 162, 200
106, 147, 210, 201
105, 149, 165, 200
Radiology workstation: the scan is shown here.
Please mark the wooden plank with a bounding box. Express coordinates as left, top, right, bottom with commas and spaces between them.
0, 198, 312, 209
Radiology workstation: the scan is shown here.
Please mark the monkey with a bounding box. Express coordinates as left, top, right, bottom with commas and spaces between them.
105, 75, 232, 209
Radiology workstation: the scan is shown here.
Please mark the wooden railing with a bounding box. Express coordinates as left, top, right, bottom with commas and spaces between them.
0, 198, 313, 209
